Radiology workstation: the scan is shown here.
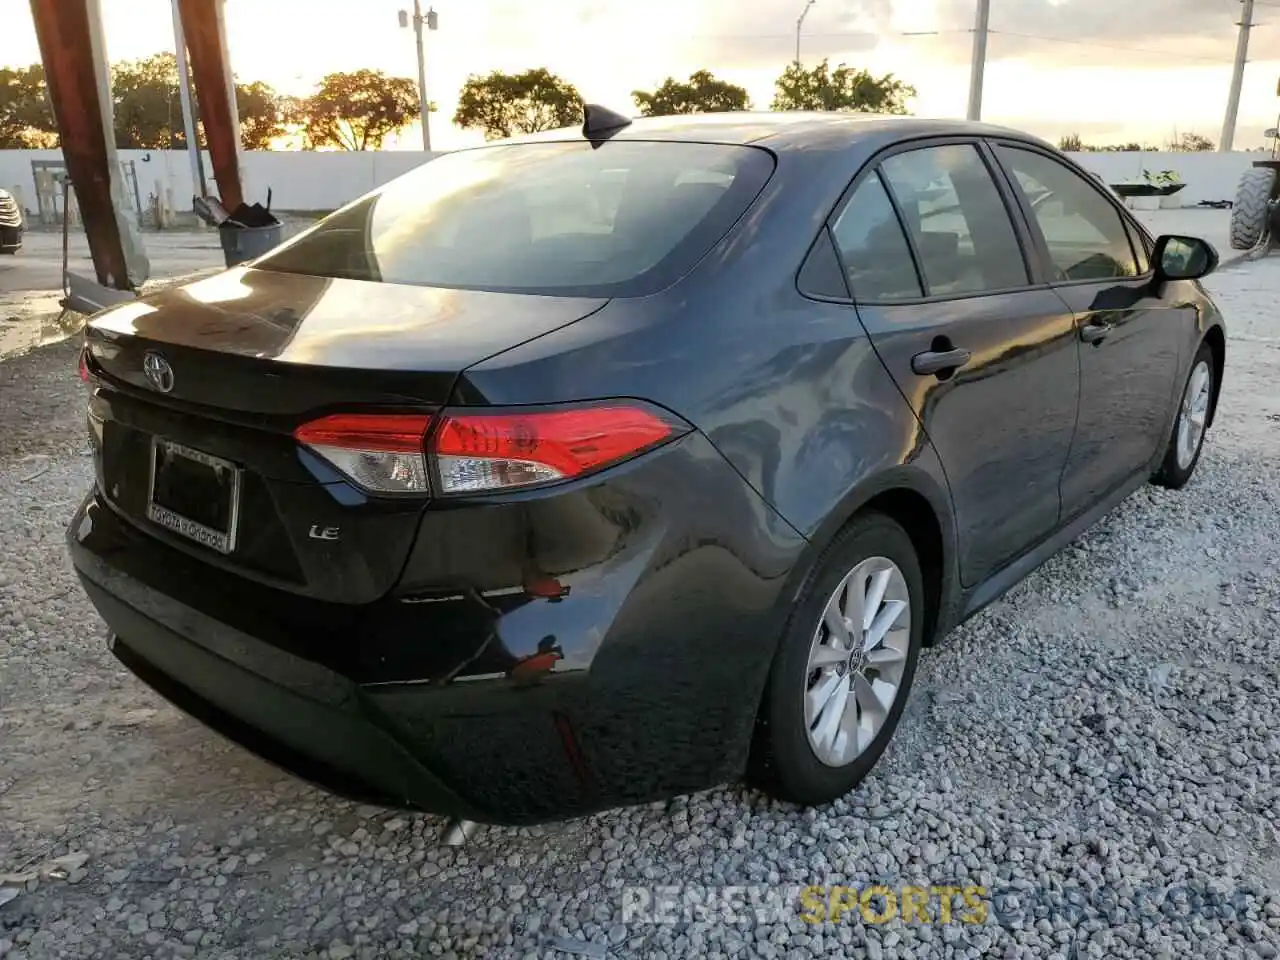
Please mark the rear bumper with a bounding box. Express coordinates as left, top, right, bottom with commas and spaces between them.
105, 595, 478, 816
71, 518, 485, 820
68, 431, 807, 823
0, 225, 21, 251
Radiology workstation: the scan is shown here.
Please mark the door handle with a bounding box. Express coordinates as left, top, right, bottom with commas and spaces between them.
911, 347, 971, 377
1080, 322, 1110, 345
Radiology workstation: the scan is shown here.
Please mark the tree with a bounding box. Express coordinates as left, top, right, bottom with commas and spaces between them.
0, 64, 58, 148
1058, 133, 1087, 152
1099, 142, 1159, 152
1171, 132, 1215, 152
110, 52, 288, 150
236, 80, 291, 150
771, 59, 914, 114
300, 69, 421, 150
453, 68, 582, 141
111, 53, 186, 149
632, 70, 750, 116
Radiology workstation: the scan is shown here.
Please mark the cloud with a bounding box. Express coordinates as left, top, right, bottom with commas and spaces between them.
939, 0, 1238, 43
681, 0, 1249, 72
687, 0, 895, 69
943, 0, 1248, 66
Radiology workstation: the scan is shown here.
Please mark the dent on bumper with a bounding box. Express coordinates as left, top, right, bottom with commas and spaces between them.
67, 430, 807, 823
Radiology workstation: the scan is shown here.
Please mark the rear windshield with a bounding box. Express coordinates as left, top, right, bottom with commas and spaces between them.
254, 140, 775, 298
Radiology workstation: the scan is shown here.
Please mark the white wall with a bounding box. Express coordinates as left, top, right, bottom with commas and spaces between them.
1065, 151, 1260, 207
0, 147, 1263, 219
0, 148, 439, 217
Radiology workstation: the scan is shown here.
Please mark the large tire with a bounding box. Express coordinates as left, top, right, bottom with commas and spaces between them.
1229, 167, 1277, 251
1152, 341, 1215, 490
753, 512, 924, 806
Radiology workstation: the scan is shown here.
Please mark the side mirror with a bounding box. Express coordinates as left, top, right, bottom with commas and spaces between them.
1152, 234, 1218, 282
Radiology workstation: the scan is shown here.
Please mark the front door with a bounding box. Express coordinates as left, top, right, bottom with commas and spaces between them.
992, 144, 1186, 518
830, 141, 1080, 587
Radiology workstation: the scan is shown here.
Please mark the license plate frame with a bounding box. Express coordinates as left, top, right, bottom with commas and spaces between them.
145, 438, 242, 555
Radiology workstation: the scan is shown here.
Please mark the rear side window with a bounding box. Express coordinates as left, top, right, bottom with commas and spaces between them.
831, 170, 922, 301
997, 146, 1139, 282
254, 141, 775, 298
879, 144, 1029, 297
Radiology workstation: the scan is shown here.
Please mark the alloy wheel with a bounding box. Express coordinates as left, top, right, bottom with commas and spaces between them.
1176, 359, 1212, 470
803, 556, 911, 767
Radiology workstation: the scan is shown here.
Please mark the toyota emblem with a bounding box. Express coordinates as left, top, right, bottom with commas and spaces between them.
142, 351, 175, 393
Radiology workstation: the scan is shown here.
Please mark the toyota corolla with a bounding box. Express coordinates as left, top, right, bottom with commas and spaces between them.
68, 108, 1225, 825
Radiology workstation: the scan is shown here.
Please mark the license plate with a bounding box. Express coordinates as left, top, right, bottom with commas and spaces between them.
146, 438, 241, 555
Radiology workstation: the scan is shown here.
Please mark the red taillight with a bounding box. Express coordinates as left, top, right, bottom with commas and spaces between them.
294, 413, 432, 494
431, 404, 680, 494
294, 403, 684, 497
78, 346, 90, 383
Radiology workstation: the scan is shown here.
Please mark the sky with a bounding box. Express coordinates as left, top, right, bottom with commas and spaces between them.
3, 0, 1280, 151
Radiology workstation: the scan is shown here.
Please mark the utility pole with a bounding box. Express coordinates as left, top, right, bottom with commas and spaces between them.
170, 0, 206, 201
795, 0, 815, 65
399, 2, 437, 151
966, 0, 991, 121
1221, 0, 1255, 152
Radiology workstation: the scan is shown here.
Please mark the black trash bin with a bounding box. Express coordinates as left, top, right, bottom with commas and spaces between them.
208, 197, 284, 268
218, 221, 283, 267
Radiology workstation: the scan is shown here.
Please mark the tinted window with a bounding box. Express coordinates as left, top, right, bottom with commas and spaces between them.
997, 146, 1139, 281
879, 144, 1028, 297
797, 228, 852, 299
831, 170, 922, 301
255, 141, 774, 297
1125, 219, 1152, 274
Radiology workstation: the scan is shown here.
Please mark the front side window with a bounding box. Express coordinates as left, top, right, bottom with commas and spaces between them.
254, 141, 775, 298
997, 146, 1139, 282
1125, 219, 1152, 275
878, 143, 1029, 297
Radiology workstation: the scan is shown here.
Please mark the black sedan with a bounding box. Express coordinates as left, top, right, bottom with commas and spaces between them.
68, 109, 1224, 825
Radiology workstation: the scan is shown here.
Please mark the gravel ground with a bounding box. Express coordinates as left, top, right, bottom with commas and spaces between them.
2, 258, 1280, 960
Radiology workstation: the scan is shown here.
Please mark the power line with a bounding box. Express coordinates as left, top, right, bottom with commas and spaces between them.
687, 29, 965, 41
693, 26, 1238, 63
986, 29, 1236, 63
693, 17, 1255, 66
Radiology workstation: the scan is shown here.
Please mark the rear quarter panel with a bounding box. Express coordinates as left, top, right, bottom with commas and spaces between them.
461, 141, 958, 608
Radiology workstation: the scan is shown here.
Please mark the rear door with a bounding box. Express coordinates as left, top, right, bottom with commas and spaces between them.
990, 143, 1186, 520
830, 140, 1080, 587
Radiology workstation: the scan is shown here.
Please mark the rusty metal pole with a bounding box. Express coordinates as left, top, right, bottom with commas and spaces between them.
28, 0, 149, 291
176, 0, 244, 211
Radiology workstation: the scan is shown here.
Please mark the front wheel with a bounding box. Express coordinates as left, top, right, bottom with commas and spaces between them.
754, 513, 924, 806
1152, 342, 1215, 489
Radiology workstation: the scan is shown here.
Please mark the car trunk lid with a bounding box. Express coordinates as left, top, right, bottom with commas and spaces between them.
86, 267, 608, 414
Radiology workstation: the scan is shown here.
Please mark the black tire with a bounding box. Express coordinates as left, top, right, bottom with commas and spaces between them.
1152, 341, 1215, 490
1229, 167, 1277, 251
754, 512, 924, 806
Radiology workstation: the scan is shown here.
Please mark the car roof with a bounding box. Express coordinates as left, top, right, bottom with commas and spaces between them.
503, 111, 1053, 153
